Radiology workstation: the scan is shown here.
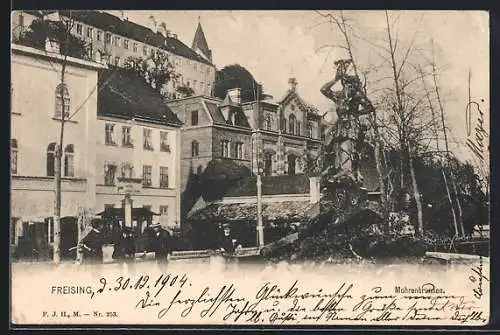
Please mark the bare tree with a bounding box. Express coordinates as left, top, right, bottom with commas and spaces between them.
379, 10, 428, 235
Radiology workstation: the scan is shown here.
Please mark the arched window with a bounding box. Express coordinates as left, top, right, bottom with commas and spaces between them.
191, 140, 199, 157
55, 83, 70, 119
289, 114, 296, 135
307, 122, 313, 138
264, 114, 272, 131
47, 142, 56, 176
287, 154, 296, 175
64, 144, 75, 177
11, 139, 18, 175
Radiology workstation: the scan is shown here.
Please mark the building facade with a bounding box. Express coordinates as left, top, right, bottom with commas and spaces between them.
167, 79, 327, 222
95, 67, 183, 231
246, 78, 325, 177
11, 10, 216, 98
11, 43, 104, 254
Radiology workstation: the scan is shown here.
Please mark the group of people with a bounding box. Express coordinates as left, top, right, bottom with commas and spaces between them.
77, 220, 173, 265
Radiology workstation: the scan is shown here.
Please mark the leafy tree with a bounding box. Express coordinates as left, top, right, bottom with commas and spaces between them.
124, 51, 179, 97
176, 85, 195, 98
16, 18, 88, 60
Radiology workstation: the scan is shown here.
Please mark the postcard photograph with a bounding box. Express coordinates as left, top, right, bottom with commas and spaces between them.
10, 9, 490, 327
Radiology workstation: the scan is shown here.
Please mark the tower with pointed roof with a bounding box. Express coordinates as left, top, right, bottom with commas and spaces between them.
192, 18, 213, 63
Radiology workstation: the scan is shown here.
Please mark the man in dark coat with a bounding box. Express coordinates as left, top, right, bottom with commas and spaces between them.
112, 226, 136, 262
220, 224, 235, 255
147, 223, 172, 265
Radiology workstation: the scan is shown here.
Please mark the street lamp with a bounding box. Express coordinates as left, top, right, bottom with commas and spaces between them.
256, 161, 264, 249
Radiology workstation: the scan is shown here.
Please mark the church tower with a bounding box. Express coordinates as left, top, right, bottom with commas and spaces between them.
191, 18, 213, 63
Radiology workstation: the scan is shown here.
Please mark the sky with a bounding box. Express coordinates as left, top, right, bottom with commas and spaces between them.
109, 10, 489, 177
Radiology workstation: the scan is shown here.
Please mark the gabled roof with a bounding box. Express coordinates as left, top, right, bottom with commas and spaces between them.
204, 99, 251, 128
204, 100, 227, 125
225, 174, 311, 197
98, 66, 182, 126
55, 10, 214, 66
279, 88, 322, 119
191, 22, 212, 62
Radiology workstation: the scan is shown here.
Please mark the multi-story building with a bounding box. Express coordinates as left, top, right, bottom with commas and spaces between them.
11, 10, 216, 97
11, 43, 105, 257
95, 66, 183, 232
167, 78, 327, 221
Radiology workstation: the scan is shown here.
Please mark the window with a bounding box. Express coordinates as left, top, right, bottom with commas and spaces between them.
97, 30, 102, 41
308, 122, 313, 138
264, 114, 272, 130
133, 42, 138, 52
159, 167, 169, 188
297, 121, 301, 136
55, 84, 70, 119
221, 140, 230, 158
105, 123, 116, 145
191, 110, 199, 126
142, 165, 152, 187
18, 14, 24, 27
143, 128, 153, 150
105, 33, 111, 43
159, 206, 169, 216
64, 144, 75, 177
280, 116, 287, 133
124, 39, 129, 49
289, 114, 296, 135
113, 36, 119, 46
86, 27, 93, 38
11, 139, 18, 175
76, 23, 82, 35
236, 142, 244, 159
143, 46, 148, 56
114, 57, 120, 66
160, 131, 170, 152
150, 48, 155, 57
122, 126, 133, 147
191, 141, 199, 157
104, 163, 117, 185
47, 142, 56, 176
121, 162, 134, 179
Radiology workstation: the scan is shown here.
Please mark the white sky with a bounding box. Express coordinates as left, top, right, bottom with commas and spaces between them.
109, 10, 489, 175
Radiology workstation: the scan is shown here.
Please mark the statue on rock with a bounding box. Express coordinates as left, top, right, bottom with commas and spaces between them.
320, 59, 374, 209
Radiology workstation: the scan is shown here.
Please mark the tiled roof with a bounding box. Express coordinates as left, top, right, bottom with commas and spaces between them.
57, 10, 214, 66
225, 174, 311, 197
188, 200, 316, 223
191, 22, 211, 61
97, 66, 182, 126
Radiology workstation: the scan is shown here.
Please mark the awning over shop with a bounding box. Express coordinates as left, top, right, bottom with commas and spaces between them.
188, 201, 317, 224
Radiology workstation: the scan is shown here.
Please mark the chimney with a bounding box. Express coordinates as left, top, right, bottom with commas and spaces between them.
172, 33, 178, 39
309, 176, 321, 204
227, 88, 241, 104
288, 77, 298, 91
45, 38, 60, 54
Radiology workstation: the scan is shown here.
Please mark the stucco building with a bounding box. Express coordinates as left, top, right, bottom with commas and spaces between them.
11, 43, 105, 256
11, 10, 216, 98
95, 66, 183, 232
